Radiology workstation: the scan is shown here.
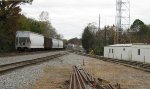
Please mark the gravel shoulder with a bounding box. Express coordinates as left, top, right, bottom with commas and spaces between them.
0, 51, 66, 65
29, 53, 85, 89
0, 53, 83, 89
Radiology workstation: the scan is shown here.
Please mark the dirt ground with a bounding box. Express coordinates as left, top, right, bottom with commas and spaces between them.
29, 53, 150, 89
84, 57, 150, 89
30, 65, 72, 89
29, 53, 83, 89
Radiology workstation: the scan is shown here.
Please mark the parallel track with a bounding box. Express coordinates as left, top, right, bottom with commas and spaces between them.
75, 52, 150, 73
0, 52, 68, 74
0, 50, 65, 57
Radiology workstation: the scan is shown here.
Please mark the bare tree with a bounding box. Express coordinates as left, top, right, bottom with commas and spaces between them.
39, 11, 49, 21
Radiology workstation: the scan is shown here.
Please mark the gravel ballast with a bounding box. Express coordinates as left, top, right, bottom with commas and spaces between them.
0, 52, 69, 89
0, 51, 65, 65
0, 53, 150, 89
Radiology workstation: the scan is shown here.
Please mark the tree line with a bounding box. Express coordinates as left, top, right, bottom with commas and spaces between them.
0, 1, 61, 52
82, 19, 150, 55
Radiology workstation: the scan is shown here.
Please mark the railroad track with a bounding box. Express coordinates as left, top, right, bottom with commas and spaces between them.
69, 66, 119, 89
0, 50, 65, 57
0, 52, 68, 74
100, 58, 150, 72
75, 52, 150, 73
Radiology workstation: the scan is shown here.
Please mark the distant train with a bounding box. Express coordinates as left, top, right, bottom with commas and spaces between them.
15, 31, 64, 51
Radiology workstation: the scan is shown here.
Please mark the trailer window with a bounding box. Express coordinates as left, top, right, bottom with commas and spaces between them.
109, 49, 111, 53
138, 49, 140, 55
112, 49, 113, 53
123, 48, 125, 51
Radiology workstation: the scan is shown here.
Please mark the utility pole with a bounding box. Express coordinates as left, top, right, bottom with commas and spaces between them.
104, 26, 107, 46
99, 14, 101, 30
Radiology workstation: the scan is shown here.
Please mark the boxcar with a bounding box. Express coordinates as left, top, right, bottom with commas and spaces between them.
44, 37, 52, 50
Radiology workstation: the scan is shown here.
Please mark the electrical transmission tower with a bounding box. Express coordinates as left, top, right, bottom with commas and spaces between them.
115, 0, 130, 43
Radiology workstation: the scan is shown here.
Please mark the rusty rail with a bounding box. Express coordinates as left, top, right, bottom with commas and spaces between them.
69, 66, 94, 89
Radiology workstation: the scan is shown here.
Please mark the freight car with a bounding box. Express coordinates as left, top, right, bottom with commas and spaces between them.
44, 37, 64, 49
15, 31, 64, 51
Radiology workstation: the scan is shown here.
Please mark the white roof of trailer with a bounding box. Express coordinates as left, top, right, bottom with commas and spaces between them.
133, 43, 150, 45
105, 43, 150, 48
106, 44, 132, 47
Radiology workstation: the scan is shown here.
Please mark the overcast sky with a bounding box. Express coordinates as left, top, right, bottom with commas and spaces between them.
21, 0, 150, 39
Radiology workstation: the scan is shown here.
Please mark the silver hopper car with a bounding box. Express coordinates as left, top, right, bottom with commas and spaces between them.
15, 31, 64, 51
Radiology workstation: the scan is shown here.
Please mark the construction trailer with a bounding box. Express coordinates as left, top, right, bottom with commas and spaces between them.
104, 44, 150, 63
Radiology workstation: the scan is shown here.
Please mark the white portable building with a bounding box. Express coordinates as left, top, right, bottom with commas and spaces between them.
104, 43, 150, 63
132, 44, 150, 63
104, 44, 132, 60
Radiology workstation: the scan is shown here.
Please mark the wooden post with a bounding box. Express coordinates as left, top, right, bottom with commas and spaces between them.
83, 59, 85, 66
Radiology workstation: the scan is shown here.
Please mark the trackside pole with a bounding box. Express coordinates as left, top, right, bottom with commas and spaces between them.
83, 59, 85, 66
